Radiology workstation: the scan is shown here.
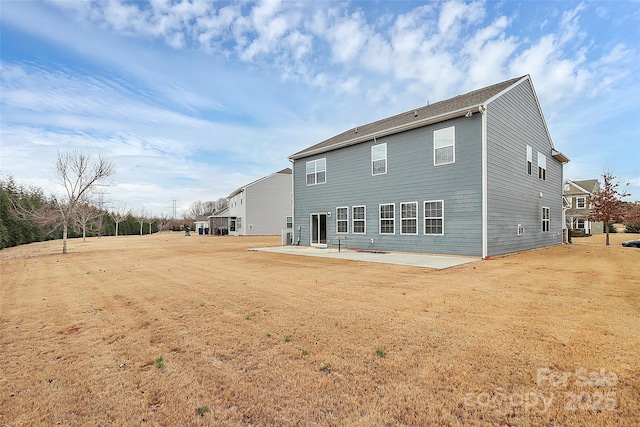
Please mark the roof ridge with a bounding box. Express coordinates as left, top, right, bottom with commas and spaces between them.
290, 75, 526, 159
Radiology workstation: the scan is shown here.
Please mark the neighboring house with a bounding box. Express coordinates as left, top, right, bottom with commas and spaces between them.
564, 179, 603, 234
288, 75, 569, 258
193, 215, 210, 235
209, 168, 293, 236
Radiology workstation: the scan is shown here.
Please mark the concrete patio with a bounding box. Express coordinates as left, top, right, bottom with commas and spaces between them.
251, 245, 481, 269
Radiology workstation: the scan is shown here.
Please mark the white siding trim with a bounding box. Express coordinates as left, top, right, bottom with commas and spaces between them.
481, 105, 488, 259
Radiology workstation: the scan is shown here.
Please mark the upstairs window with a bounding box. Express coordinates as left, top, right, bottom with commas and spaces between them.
541, 207, 550, 232
372, 143, 387, 175
434, 126, 455, 165
352, 206, 366, 234
526, 145, 533, 175
538, 153, 547, 180
336, 207, 348, 234
400, 202, 418, 235
379, 203, 395, 234
576, 197, 586, 209
286, 216, 293, 229
306, 158, 326, 185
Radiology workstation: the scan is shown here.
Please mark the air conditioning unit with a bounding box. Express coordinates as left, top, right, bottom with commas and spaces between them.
281, 229, 292, 246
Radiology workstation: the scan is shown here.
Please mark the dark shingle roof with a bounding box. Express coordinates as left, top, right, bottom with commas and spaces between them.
290, 75, 526, 160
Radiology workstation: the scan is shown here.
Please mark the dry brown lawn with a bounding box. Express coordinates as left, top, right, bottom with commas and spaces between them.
1, 232, 639, 426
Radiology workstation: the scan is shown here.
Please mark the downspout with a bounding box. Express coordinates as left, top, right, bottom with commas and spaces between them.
289, 158, 296, 245
480, 105, 488, 259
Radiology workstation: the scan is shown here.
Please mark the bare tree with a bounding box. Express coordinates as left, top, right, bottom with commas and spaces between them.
155, 214, 170, 232
110, 204, 127, 237
215, 197, 229, 212
74, 196, 103, 242
588, 171, 630, 245
136, 207, 148, 235
185, 200, 204, 218
53, 150, 115, 254
145, 212, 155, 235
202, 200, 216, 216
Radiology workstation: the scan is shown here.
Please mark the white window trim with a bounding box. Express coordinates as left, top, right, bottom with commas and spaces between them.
352, 205, 366, 234
526, 145, 533, 176
305, 158, 326, 186
542, 206, 550, 232
433, 126, 455, 166
424, 200, 445, 236
336, 206, 349, 234
576, 197, 586, 209
400, 201, 418, 235
379, 203, 395, 235
371, 142, 387, 176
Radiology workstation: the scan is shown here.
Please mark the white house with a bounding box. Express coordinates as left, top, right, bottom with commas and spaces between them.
209, 168, 293, 236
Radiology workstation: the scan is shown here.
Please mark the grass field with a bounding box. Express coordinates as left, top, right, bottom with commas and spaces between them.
1, 233, 639, 426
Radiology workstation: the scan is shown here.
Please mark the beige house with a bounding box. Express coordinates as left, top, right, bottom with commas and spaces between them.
564, 179, 603, 234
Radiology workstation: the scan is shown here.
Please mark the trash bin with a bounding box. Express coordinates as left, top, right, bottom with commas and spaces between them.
198, 228, 203, 235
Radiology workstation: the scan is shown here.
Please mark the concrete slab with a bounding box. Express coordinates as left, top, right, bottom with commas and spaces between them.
251, 245, 481, 269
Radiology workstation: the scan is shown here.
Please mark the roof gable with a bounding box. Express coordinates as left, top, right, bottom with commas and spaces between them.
565, 179, 599, 195
228, 168, 292, 198
289, 75, 527, 160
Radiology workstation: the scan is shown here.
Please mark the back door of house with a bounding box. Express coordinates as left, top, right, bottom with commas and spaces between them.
310, 213, 327, 246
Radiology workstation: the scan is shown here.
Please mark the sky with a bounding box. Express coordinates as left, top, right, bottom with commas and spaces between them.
1, 0, 639, 217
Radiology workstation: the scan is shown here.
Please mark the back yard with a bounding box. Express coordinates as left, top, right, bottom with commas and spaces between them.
1, 233, 638, 426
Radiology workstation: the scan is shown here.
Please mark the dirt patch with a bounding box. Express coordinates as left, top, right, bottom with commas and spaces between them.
1, 233, 639, 426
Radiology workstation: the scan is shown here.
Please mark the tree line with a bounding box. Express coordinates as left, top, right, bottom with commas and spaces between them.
0, 175, 166, 250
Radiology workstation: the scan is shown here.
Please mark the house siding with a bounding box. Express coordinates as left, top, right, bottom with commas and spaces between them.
244, 173, 292, 235
485, 79, 564, 255
293, 115, 484, 255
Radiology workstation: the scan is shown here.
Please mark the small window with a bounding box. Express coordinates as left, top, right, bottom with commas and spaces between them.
372, 143, 387, 175
352, 206, 366, 234
336, 207, 348, 234
576, 197, 586, 209
526, 145, 533, 175
434, 126, 455, 165
564, 183, 570, 192
541, 207, 550, 232
379, 203, 395, 234
424, 200, 444, 235
576, 219, 585, 230
400, 202, 418, 235
286, 216, 293, 229
306, 158, 326, 186
517, 224, 524, 236
538, 153, 547, 181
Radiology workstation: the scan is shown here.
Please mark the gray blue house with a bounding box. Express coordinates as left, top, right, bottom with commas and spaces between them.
288, 75, 569, 258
